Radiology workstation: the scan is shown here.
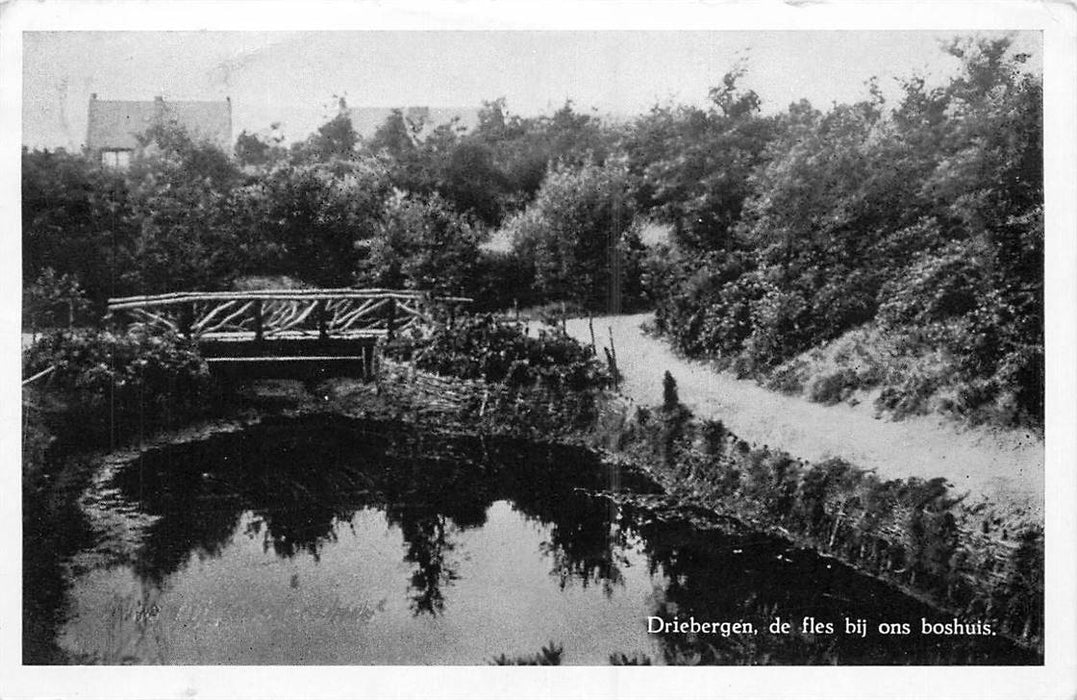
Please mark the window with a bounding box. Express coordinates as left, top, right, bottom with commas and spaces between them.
100, 150, 132, 168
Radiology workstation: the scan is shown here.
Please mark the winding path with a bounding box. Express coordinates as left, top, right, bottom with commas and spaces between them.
566, 313, 1043, 520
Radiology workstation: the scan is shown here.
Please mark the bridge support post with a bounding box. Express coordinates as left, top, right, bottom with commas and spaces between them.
317, 299, 328, 340
253, 300, 264, 343
179, 304, 194, 339
386, 297, 396, 342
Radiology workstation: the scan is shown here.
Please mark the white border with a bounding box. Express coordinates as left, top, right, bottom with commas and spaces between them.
2, 2, 1074, 698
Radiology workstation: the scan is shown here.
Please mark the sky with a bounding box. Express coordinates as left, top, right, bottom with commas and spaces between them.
23, 30, 1041, 151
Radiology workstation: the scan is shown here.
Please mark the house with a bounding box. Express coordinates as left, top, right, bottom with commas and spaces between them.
86, 94, 233, 168
349, 106, 481, 143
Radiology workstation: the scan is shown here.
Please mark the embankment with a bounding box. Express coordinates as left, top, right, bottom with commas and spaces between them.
366, 361, 1044, 651
565, 314, 1043, 524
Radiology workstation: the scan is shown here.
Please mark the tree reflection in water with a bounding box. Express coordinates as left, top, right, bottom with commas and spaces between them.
85, 416, 1039, 664
393, 512, 459, 616
101, 417, 637, 617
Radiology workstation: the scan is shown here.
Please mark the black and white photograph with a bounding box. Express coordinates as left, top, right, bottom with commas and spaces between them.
3, 1, 1075, 698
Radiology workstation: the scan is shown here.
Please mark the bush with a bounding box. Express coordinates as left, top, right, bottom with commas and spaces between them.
404, 314, 610, 392
766, 359, 807, 395
808, 368, 861, 405
876, 240, 989, 331
505, 160, 647, 311
23, 268, 92, 333
874, 372, 944, 420
24, 327, 214, 442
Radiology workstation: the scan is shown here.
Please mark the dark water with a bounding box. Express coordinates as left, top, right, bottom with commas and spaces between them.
40, 415, 1037, 665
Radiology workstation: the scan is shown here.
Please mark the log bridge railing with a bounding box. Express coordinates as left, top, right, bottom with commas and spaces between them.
106, 288, 471, 380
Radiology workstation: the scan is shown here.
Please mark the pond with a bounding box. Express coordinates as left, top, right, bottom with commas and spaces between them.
35, 415, 1038, 665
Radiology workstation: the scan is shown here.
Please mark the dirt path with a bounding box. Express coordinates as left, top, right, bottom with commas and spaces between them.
567, 313, 1043, 520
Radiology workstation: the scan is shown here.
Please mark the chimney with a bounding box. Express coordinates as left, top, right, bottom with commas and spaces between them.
90, 92, 97, 100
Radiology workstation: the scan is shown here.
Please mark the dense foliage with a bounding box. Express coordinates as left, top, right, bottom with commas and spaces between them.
402, 314, 610, 392
636, 38, 1043, 426
23, 35, 1043, 426
504, 160, 647, 311
357, 192, 483, 296
23, 328, 215, 440
23, 96, 625, 312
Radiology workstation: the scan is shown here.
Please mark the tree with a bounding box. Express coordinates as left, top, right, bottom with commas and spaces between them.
234, 123, 286, 167
639, 35, 1043, 424
22, 148, 133, 307
358, 192, 483, 297
622, 67, 777, 253
506, 160, 644, 311
307, 97, 359, 159
438, 140, 507, 226
241, 157, 392, 287
120, 123, 243, 293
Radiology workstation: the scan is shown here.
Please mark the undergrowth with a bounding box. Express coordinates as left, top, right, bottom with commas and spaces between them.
761, 323, 1039, 429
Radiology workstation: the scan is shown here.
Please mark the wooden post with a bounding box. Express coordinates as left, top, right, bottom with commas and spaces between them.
179, 304, 193, 339
588, 314, 597, 356
253, 299, 264, 342
317, 299, 328, 340
561, 300, 567, 334
386, 297, 397, 341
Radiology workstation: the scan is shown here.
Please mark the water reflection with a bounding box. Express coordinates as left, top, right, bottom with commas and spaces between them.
50, 415, 1038, 665
92, 418, 641, 624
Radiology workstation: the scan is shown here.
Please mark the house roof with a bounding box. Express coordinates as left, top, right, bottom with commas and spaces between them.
349, 106, 481, 141
86, 96, 232, 151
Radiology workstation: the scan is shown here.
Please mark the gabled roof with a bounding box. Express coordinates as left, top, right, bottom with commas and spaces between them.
86, 96, 232, 151
349, 106, 481, 141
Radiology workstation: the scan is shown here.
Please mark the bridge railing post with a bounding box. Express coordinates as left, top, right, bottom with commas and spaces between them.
253, 300, 264, 342
386, 297, 396, 342
317, 299, 328, 340
179, 303, 194, 339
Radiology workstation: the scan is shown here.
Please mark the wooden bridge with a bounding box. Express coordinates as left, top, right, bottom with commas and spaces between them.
106, 288, 470, 381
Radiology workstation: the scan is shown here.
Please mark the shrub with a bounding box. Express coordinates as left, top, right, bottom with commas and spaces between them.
24, 327, 214, 443
874, 372, 945, 420
876, 240, 989, 331
406, 314, 610, 392
505, 160, 647, 311
765, 359, 807, 395
23, 268, 92, 333
808, 368, 861, 405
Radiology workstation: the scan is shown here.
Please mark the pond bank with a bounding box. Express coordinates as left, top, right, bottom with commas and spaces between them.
370, 362, 1044, 652
24, 359, 1043, 661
